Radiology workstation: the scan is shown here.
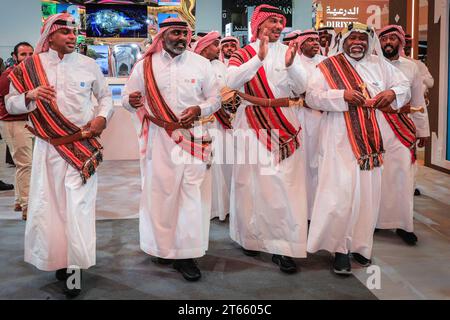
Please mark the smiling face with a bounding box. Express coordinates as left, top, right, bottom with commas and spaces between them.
163, 28, 189, 57
343, 31, 369, 60
258, 16, 285, 42
48, 28, 77, 55
380, 33, 401, 60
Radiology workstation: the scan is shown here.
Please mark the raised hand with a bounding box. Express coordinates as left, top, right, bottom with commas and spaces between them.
129, 91, 144, 109
325, 40, 330, 56
258, 28, 269, 61
285, 40, 298, 68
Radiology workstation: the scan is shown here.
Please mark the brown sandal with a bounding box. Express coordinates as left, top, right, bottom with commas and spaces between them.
22, 209, 27, 221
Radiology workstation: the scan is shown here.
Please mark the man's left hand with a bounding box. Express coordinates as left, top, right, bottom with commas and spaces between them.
85, 116, 107, 137
179, 106, 201, 129
417, 137, 429, 148
285, 41, 298, 68
373, 90, 396, 110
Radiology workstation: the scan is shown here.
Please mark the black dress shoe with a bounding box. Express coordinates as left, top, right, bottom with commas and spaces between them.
62, 269, 82, 298
396, 229, 418, 245
151, 257, 173, 265
272, 254, 297, 274
55, 268, 69, 281
351, 252, 372, 267
173, 259, 201, 282
242, 247, 259, 257
414, 188, 421, 196
0, 180, 14, 191
333, 253, 352, 276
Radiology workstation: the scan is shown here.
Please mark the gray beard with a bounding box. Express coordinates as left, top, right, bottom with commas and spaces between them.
165, 41, 186, 56
349, 52, 364, 59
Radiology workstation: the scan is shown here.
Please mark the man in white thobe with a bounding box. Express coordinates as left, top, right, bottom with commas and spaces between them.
305, 22, 411, 275
122, 19, 220, 282
227, 4, 308, 274
404, 33, 434, 196
296, 29, 326, 221
194, 31, 232, 221
376, 25, 430, 245
6, 13, 113, 297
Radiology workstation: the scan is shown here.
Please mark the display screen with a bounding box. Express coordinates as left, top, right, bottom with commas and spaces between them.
112, 44, 142, 77
158, 0, 182, 5
87, 45, 110, 76
86, 4, 148, 38
109, 84, 125, 102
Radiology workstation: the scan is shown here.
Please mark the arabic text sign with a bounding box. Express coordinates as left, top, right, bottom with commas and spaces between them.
316, 0, 389, 31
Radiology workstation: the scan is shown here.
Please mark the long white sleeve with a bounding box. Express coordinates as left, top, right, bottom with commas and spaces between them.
409, 64, 429, 137
305, 67, 348, 112
382, 61, 411, 110
122, 60, 145, 114
227, 55, 263, 90
287, 55, 308, 95
5, 83, 37, 114
91, 62, 114, 123
198, 61, 221, 117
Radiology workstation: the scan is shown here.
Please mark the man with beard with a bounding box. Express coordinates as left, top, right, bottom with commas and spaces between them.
376, 25, 429, 245
220, 36, 240, 66
123, 18, 220, 282
306, 22, 410, 275
227, 4, 308, 274
0, 42, 34, 220
6, 13, 113, 297
404, 34, 434, 197
317, 26, 338, 56
194, 31, 232, 221
296, 29, 326, 221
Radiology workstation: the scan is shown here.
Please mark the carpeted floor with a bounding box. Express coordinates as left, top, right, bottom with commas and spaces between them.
0, 218, 376, 300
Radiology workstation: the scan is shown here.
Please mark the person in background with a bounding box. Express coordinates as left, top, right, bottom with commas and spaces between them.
0, 42, 34, 219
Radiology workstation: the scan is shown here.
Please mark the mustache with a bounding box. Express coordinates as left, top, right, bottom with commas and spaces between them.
169, 39, 187, 47
350, 44, 365, 50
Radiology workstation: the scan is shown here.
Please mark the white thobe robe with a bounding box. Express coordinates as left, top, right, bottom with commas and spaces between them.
209, 59, 232, 221
407, 57, 434, 92
227, 40, 309, 258
305, 53, 411, 259
377, 56, 428, 232
123, 50, 220, 259
6, 49, 114, 271
298, 54, 326, 220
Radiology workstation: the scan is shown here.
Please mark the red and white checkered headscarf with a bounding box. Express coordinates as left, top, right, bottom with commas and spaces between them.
220, 36, 240, 48
35, 13, 77, 54
144, 18, 192, 57
377, 25, 406, 47
297, 29, 319, 48
250, 4, 286, 43
282, 30, 301, 43
194, 31, 221, 55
